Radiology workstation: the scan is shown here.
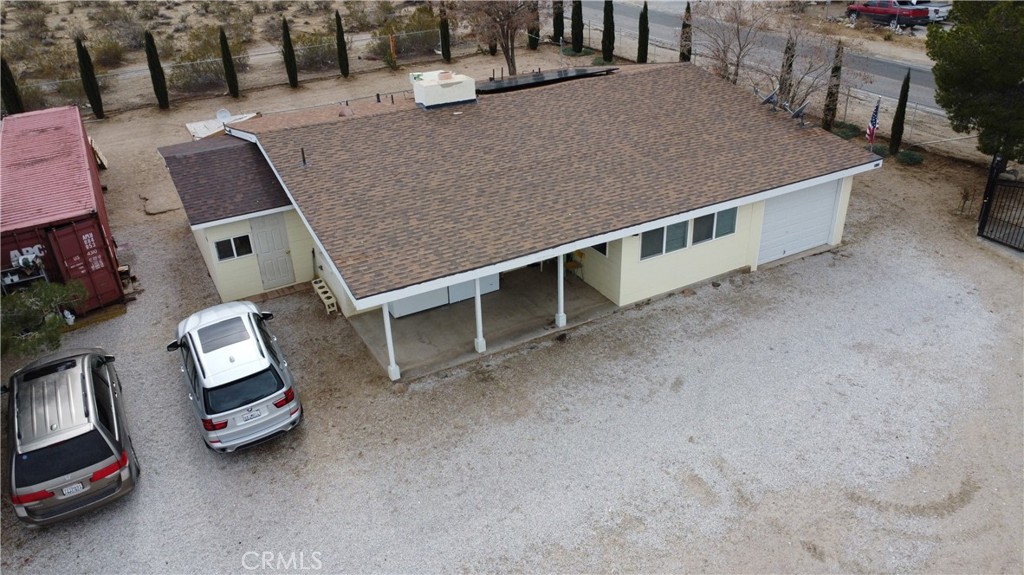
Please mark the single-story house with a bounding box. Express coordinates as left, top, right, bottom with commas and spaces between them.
160, 64, 881, 380
1, 106, 124, 313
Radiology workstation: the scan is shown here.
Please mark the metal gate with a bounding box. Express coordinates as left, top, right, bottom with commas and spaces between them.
978, 155, 1024, 252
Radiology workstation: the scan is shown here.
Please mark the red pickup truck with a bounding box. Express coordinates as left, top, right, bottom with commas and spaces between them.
846, 0, 932, 29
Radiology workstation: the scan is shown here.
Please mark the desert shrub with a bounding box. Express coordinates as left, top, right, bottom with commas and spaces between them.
830, 121, 861, 140
33, 43, 79, 78
1, 35, 36, 61
19, 83, 49, 111
90, 34, 126, 67
54, 76, 87, 104
68, 22, 88, 40
345, 2, 372, 31
293, 30, 335, 71
896, 150, 924, 165
367, 5, 438, 60
135, 3, 160, 20
89, 2, 145, 49
17, 12, 50, 40
17, 1, 47, 11
169, 24, 248, 93
261, 15, 282, 42
219, 7, 256, 44
272, 1, 290, 12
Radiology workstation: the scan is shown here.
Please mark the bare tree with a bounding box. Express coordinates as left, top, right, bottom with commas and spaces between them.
760, 26, 838, 109
692, 1, 772, 84
460, 0, 536, 76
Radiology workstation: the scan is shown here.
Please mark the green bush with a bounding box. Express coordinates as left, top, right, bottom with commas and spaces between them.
89, 3, 145, 49
367, 5, 438, 60
592, 56, 612, 66
169, 25, 248, 93
1, 280, 87, 357
865, 145, 890, 157
896, 150, 924, 165
831, 121, 861, 140
19, 83, 49, 111
293, 31, 335, 71
91, 34, 126, 68
17, 12, 49, 40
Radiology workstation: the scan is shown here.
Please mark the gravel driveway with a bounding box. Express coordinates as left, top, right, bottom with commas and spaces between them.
2, 84, 1021, 574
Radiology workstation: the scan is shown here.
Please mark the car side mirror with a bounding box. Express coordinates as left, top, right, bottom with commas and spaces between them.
103, 355, 116, 363
0, 385, 8, 395
260, 311, 274, 321
167, 340, 180, 352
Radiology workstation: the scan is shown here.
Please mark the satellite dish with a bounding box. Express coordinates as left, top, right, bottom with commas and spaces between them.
215, 108, 232, 122
785, 101, 810, 127
760, 88, 778, 106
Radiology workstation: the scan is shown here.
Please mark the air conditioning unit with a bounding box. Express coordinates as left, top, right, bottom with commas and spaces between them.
409, 71, 476, 109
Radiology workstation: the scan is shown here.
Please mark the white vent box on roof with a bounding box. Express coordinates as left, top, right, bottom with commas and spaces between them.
409, 70, 476, 108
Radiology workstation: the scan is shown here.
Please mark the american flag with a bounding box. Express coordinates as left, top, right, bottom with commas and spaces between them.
866, 97, 881, 144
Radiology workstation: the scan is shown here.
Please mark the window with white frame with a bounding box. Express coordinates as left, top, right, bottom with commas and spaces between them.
214, 235, 253, 261
640, 207, 737, 259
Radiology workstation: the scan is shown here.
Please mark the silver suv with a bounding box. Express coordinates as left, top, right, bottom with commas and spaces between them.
6, 348, 140, 527
167, 302, 301, 453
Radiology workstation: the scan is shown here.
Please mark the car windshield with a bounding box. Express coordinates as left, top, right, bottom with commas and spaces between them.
14, 429, 113, 488
203, 367, 284, 414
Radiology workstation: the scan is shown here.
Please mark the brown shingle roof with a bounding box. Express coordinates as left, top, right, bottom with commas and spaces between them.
158, 135, 290, 226
235, 64, 879, 301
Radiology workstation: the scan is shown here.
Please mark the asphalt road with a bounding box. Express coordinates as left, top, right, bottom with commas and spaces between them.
579, 0, 940, 110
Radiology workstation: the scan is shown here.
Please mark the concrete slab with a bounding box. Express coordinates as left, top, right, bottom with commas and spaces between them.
348, 264, 617, 380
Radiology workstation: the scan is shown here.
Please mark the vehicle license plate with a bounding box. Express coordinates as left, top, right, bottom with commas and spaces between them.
242, 409, 262, 422
62, 483, 84, 496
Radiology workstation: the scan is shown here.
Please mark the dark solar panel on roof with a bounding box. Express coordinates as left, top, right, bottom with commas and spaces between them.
475, 66, 618, 94
198, 317, 249, 352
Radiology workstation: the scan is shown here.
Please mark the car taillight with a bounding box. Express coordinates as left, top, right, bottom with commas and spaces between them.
11, 489, 54, 505
91, 450, 128, 482
273, 387, 295, 408
202, 418, 228, 431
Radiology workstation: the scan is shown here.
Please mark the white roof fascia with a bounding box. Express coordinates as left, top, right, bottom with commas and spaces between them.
189, 205, 294, 231
227, 120, 881, 311
349, 159, 882, 310
224, 125, 362, 308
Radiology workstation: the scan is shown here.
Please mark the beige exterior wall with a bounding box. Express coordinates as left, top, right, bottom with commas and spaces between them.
615, 204, 757, 306
830, 176, 855, 245
196, 209, 316, 302
574, 242, 623, 304
312, 243, 371, 317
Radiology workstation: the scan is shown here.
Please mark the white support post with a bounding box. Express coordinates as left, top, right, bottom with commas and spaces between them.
382, 303, 401, 380
473, 278, 486, 353
555, 255, 567, 327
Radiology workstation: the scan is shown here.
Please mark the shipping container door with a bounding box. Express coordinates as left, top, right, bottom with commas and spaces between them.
49, 220, 122, 312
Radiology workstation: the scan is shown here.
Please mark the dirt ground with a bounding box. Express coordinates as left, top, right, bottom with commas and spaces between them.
1, 4, 1022, 573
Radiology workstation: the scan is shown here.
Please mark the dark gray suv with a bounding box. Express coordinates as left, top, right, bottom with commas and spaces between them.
6, 348, 140, 527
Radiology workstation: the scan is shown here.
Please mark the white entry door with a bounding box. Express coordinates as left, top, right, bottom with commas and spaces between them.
758, 182, 840, 265
251, 213, 295, 290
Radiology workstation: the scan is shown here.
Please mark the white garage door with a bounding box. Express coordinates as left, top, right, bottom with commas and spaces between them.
758, 182, 840, 265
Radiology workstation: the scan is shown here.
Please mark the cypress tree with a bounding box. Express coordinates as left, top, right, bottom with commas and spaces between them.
527, 1, 540, 50
282, 17, 298, 88
601, 0, 614, 62
679, 2, 692, 63
144, 31, 169, 109
438, 4, 451, 63
890, 68, 911, 155
220, 27, 239, 98
336, 10, 350, 77
822, 41, 843, 132
637, 2, 649, 64
571, 0, 583, 53
75, 38, 104, 119
553, 1, 564, 44
1, 58, 26, 115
